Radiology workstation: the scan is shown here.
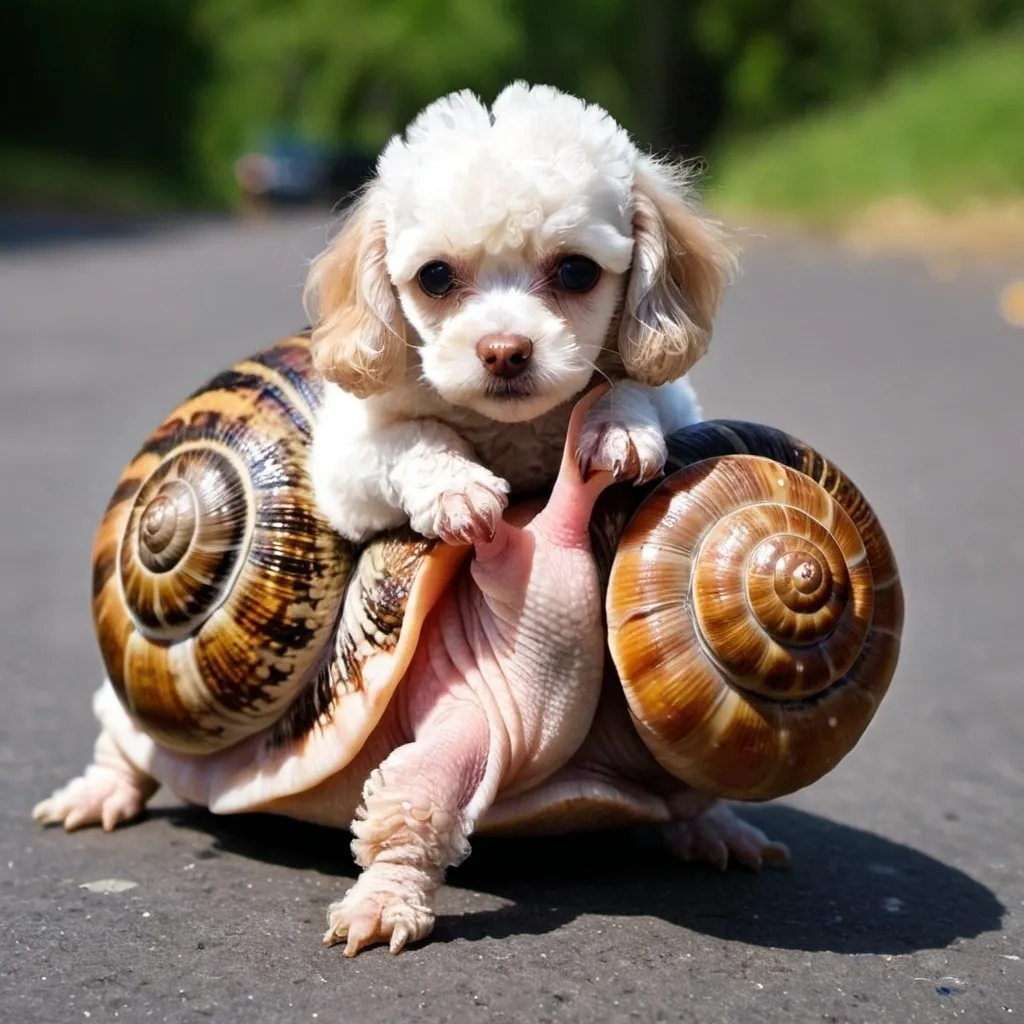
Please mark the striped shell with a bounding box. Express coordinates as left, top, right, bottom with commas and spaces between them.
604, 421, 904, 802
91, 332, 469, 777
91, 336, 355, 754
91, 332, 903, 803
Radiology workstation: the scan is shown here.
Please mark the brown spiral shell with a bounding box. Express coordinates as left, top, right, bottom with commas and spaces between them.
604, 421, 904, 802
91, 335, 353, 754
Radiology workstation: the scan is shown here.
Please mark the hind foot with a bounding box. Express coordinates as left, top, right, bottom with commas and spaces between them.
32, 729, 157, 833
665, 801, 791, 872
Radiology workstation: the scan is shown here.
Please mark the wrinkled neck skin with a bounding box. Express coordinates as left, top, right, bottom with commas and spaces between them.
397, 387, 615, 826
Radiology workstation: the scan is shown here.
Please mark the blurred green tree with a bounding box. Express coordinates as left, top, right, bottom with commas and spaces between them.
1, 0, 207, 191
192, 0, 523, 198
690, 0, 1022, 140
1, 0, 1020, 205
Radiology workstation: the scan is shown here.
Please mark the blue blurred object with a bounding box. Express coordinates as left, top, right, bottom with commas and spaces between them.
234, 135, 375, 206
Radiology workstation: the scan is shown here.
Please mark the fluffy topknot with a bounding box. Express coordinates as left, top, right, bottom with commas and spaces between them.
375, 82, 640, 278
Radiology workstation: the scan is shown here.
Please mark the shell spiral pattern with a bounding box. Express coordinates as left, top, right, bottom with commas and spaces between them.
605, 421, 904, 802
91, 335, 353, 754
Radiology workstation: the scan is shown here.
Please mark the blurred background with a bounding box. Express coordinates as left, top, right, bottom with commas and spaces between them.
2, 0, 1023, 255
4, 5, 1024, 1015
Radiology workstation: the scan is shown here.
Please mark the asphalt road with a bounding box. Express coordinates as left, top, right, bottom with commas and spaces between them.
2, 210, 1022, 1023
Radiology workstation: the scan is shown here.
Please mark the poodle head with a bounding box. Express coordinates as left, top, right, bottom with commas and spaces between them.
305, 82, 738, 422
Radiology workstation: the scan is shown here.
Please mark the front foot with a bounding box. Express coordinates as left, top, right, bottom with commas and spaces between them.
407, 463, 510, 546
33, 763, 156, 833
326, 708, 488, 957
665, 802, 791, 872
323, 864, 436, 957
576, 416, 667, 485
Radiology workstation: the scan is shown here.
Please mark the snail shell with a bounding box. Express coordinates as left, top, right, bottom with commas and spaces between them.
604, 420, 905, 801
91, 337, 353, 754
91, 330, 903, 799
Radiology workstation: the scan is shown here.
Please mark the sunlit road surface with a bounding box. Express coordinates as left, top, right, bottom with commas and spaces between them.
2, 211, 1021, 1022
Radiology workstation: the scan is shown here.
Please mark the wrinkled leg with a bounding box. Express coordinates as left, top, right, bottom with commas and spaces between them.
323, 705, 490, 957
663, 791, 790, 872
33, 728, 159, 833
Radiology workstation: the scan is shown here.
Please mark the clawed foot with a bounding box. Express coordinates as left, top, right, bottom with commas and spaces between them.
576, 416, 667, 485
408, 466, 510, 546
432, 483, 509, 545
665, 803, 791, 872
33, 765, 155, 833
323, 866, 436, 957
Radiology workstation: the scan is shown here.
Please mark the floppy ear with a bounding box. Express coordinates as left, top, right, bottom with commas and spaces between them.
303, 188, 407, 397
617, 158, 739, 386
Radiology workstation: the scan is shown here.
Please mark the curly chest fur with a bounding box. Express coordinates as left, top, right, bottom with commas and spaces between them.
358, 381, 584, 495
450, 403, 575, 494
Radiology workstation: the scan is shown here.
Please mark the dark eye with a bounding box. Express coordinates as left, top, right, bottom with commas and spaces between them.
417, 260, 456, 297
556, 255, 601, 293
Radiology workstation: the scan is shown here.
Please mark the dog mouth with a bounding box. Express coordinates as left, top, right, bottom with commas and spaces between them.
483, 378, 534, 401
465, 371, 572, 423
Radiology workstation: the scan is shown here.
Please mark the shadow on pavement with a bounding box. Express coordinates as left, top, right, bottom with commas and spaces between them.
159, 802, 1003, 956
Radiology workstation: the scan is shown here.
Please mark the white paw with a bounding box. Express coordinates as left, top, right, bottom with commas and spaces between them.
323, 867, 436, 957
664, 803, 791, 872
406, 464, 510, 546
576, 415, 667, 485
33, 765, 151, 833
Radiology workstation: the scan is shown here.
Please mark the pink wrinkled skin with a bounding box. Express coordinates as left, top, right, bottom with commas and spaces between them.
33, 385, 789, 959
315, 384, 618, 955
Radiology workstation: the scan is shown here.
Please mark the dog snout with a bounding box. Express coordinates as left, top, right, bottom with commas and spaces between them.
476, 334, 533, 379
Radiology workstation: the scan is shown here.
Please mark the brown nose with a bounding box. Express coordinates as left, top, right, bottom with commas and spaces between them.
476, 334, 533, 379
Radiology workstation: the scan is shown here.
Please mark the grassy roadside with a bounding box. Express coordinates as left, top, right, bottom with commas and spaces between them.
6, 27, 1023, 261
705, 27, 1024, 259
0, 149, 201, 218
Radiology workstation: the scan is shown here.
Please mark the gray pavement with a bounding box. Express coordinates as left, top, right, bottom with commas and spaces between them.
1, 211, 1021, 1022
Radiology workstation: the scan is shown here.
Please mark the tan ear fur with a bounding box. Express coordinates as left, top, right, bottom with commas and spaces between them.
618, 158, 740, 387
303, 189, 407, 397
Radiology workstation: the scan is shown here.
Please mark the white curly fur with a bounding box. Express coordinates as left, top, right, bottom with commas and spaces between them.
304, 81, 739, 544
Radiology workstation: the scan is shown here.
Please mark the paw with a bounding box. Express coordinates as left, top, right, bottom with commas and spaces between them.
664, 803, 791, 872
407, 465, 510, 546
323, 868, 436, 957
576, 416, 667, 485
32, 765, 151, 833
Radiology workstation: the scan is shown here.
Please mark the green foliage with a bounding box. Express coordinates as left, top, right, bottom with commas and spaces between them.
1, 0, 1021, 206
0, 0, 207, 184
709, 26, 1024, 220
0, 149, 196, 215
691, 0, 1022, 133
191, 0, 523, 198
